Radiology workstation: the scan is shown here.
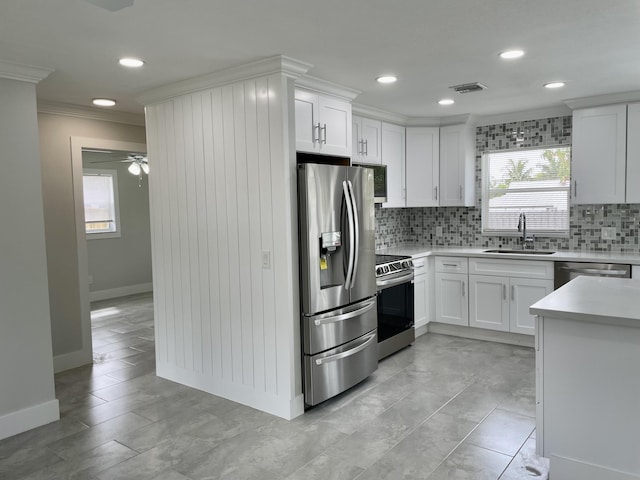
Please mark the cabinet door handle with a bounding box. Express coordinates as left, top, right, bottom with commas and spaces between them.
462, 281, 466, 297
459, 185, 463, 200
511, 285, 515, 301
321, 124, 327, 144
364, 139, 368, 156
314, 122, 321, 143
434, 186, 438, 200
360, 139, 364, 155
503, 284, 507, 300
574, 180, 577, 197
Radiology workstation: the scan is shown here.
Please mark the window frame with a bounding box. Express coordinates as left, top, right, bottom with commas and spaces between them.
82, 168, 122, 240
481, 145, 571, 237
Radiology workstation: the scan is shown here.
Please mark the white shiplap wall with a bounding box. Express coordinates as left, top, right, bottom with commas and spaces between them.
144, 73, 302, 419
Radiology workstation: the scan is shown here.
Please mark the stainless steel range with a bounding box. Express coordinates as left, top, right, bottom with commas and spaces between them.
375, 254, 415, 359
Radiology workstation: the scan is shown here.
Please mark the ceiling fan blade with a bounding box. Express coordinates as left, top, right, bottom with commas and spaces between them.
85, 0, 134, 11
90, 159, 132, 163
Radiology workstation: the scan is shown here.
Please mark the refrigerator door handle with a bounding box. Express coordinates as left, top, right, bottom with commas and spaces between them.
315, 331, 377, 365
343, 180, 355, 290
347, 180, 359, 288
313, 298, 376, 326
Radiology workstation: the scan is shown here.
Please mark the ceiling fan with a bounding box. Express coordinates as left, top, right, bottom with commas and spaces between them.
84, 0, 135, 11
88, 153, 149, 186
124, 154, 149, 176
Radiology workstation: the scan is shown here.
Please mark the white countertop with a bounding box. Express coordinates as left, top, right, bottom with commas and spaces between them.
529, 276, 640, 328
377, 244, 640, 264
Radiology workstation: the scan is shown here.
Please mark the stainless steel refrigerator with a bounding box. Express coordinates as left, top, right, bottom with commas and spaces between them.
298, 163, 378, 406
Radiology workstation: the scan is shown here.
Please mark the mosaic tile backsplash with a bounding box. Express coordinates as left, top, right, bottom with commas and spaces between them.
375, 115, 640, 253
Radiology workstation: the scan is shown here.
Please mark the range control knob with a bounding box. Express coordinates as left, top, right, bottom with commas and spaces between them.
375, 266, 384, 276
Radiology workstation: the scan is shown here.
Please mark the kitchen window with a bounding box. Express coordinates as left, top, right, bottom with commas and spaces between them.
482, 146, 571, 235
83, 169, 121, 239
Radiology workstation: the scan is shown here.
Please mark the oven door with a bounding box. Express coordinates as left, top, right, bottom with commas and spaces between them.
377, 273, 415, 359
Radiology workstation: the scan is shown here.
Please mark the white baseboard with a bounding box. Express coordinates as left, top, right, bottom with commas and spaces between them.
551, 454, 640, 480
415, 323, 429, 338
0, 399, 60, 441
90, 283, 152, 302
53, 346, 93, 373
156, 362, 304, 420
427, 322, 535, 348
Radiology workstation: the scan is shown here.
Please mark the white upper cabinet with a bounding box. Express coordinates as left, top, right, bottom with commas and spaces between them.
406, 127, 439, 207
295, 89, 352, 157
352, 115, 382, 164
626, 103, 640, 203
572, 104, 627, 204
381, 122, 405, 208
439, 124, 475, 207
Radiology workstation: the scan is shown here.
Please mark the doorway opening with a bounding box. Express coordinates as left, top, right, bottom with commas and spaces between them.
69, 137, 149, 371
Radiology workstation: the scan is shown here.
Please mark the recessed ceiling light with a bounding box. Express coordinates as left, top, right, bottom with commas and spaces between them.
376, 75, 397, 84
92, 98, 116, 107
499, 50, 525, 60
118, 57, 145, 68
544, 81, 566, 89
438, 98, 455, 106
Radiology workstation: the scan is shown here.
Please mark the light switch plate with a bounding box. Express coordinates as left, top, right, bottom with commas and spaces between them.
435, 226, 444, 236
261, 251, 271, 269
601, 227, 616, 240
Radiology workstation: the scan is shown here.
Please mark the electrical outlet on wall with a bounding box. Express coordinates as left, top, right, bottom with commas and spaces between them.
435, 226, 444, 237
601, 227, 617, 240
88, 275, 93, 285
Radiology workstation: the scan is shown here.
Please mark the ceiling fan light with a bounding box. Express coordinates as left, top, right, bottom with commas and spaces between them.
141, 163, 149, 174
128, 162, 141, 175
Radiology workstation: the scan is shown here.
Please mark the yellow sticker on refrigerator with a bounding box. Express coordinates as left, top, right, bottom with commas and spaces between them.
320, 257, 328, 270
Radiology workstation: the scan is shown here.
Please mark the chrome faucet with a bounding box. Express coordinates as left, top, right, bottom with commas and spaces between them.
518, 212, 535, 249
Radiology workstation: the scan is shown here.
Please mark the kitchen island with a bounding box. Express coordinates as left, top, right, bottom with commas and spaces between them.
530, 276, 640, 480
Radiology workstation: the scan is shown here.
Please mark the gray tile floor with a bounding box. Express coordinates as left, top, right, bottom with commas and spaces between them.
0, 292, 549, 480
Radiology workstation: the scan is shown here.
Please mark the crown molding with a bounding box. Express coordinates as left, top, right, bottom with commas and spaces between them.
296, 75, 361, 102
352, 103, 407, 125
0, 60, 54, 83
37, 100, 145, 126
138, 55, 313, 106
564, 90, 640, 110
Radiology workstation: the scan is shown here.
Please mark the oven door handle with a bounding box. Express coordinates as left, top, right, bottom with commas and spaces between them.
315, 331, 377, 365
313, 299, 376, 326
376, 271, 414, 290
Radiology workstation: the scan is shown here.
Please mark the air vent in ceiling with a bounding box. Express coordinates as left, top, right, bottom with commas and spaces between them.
449, 82, 488, 94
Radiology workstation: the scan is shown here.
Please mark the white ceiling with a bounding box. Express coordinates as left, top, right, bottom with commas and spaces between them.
2, 0, 640, 120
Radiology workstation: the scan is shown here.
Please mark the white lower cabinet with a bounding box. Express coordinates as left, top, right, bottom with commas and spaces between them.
469, 275, 509, 331
469, 258, 553, 335
412, 256, 430, 330
434, 256, 553, 336
510, 278, 553, 334
434, 257, 469, 326
469, 275, 552, 334
435, 273, 468, 326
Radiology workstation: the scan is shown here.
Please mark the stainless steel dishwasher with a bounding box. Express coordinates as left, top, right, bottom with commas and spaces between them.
554, 261, 631, 289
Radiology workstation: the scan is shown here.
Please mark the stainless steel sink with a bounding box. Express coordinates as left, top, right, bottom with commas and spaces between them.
484, 249, 556, 255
